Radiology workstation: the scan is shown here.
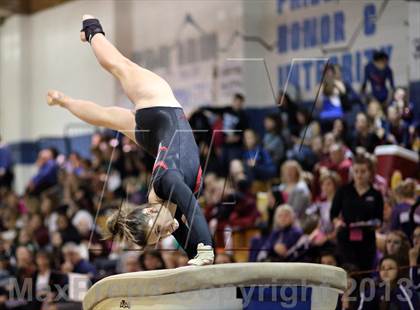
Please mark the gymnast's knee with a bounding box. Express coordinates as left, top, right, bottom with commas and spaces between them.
153, 169, 184, 200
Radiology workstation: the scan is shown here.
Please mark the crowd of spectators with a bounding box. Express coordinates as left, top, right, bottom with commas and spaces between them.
0, 50, 419, 309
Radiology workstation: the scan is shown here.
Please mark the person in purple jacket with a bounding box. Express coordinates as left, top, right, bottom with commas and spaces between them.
361, 50, 395, 104
391, 179, 418, 238
254, 205, 302, 262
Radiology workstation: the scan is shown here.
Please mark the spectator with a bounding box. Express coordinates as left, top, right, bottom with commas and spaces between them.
322, 132, 336, 157
317, 67, 345, 132
209, 173, 258, 248
330, 154, 383, 271
391, 179, 418, 238
366, 98, 387, 141
0, 136, 14, 189
242, 129, 277, 181
175, 252, 189, 268
383, 230, 410, 269
392, 87, 411, 117
0, 253, 14, 289
341, 264, 361, 310
331, 118, 349, 145
40, 192, 60, 235
28, 213, 50, 248
56, 211, 81, 244
358, 255, 419, 309
378, 194, 396, 235
188, 107, 212, 147
229, 159, 246, 185
13, 228, 38, 255
275, 160, 311, 220
61, 242, 97, 279
73, 212, 107, 261
391, 87, 420, 148
221, 93, 249, 172
27, 149, 59, 195
263, 113, 285, 166
319, 143, 352, 185
14, 246, 37, 290
254, 205, 302, 262
349, 113, 381, 153
319, 252, 339, 266
139, 250, 166, 271
34, 250, 67, 302
409, 195, 420, 237
361, 50, 395, 104
215, 252, 236, 264
277, 91, 300, 138
66, 152, 85, 177
203, 177, 230, 247
228, 177, 260, 231
368, 153, 388, 196
287, 110, 321, 170
384, 105, 405, 145
331, 64, 361, 112
408, 226, 420, 292
306, 171, 341, 244
118, 252, 141, 273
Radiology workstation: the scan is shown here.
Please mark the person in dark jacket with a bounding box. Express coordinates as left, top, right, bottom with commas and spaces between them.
263, 113, 285, 166
361, 50, 395, 104
61, 243, 96, 280
330, 154, 383, 271
349, 113, 381, 153
0, 135, 14, 189
27, 149, 58, 195
34, 251, 68, 303
277, 91, 300, 138
242, 129, 277, 181
358, 256, 419, 310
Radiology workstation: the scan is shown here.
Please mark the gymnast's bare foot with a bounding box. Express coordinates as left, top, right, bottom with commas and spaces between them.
80, 14, 95, 42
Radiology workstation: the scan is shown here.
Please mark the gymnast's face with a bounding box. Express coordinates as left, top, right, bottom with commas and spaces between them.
142, 204, 179, 245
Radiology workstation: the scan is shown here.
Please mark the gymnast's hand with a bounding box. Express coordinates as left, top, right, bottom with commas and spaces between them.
80, 14, 95, 42
46, 90, 68, 107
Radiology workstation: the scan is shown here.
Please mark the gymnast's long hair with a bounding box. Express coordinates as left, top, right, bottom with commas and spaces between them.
104, 201, 151, 247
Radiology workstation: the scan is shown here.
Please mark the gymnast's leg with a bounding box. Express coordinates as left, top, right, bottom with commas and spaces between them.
172, 207, 202, 259
153, 169, 214, 265
80, 15, 176, 106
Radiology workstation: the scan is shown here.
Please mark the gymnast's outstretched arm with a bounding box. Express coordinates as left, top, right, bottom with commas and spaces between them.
46, 90, 136, 142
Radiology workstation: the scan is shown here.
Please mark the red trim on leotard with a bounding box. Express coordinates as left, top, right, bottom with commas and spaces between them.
194, 166, 203, 193
153, 161, 168, 172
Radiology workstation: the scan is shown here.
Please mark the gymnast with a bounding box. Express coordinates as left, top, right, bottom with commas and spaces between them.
46, 15, 214, 266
